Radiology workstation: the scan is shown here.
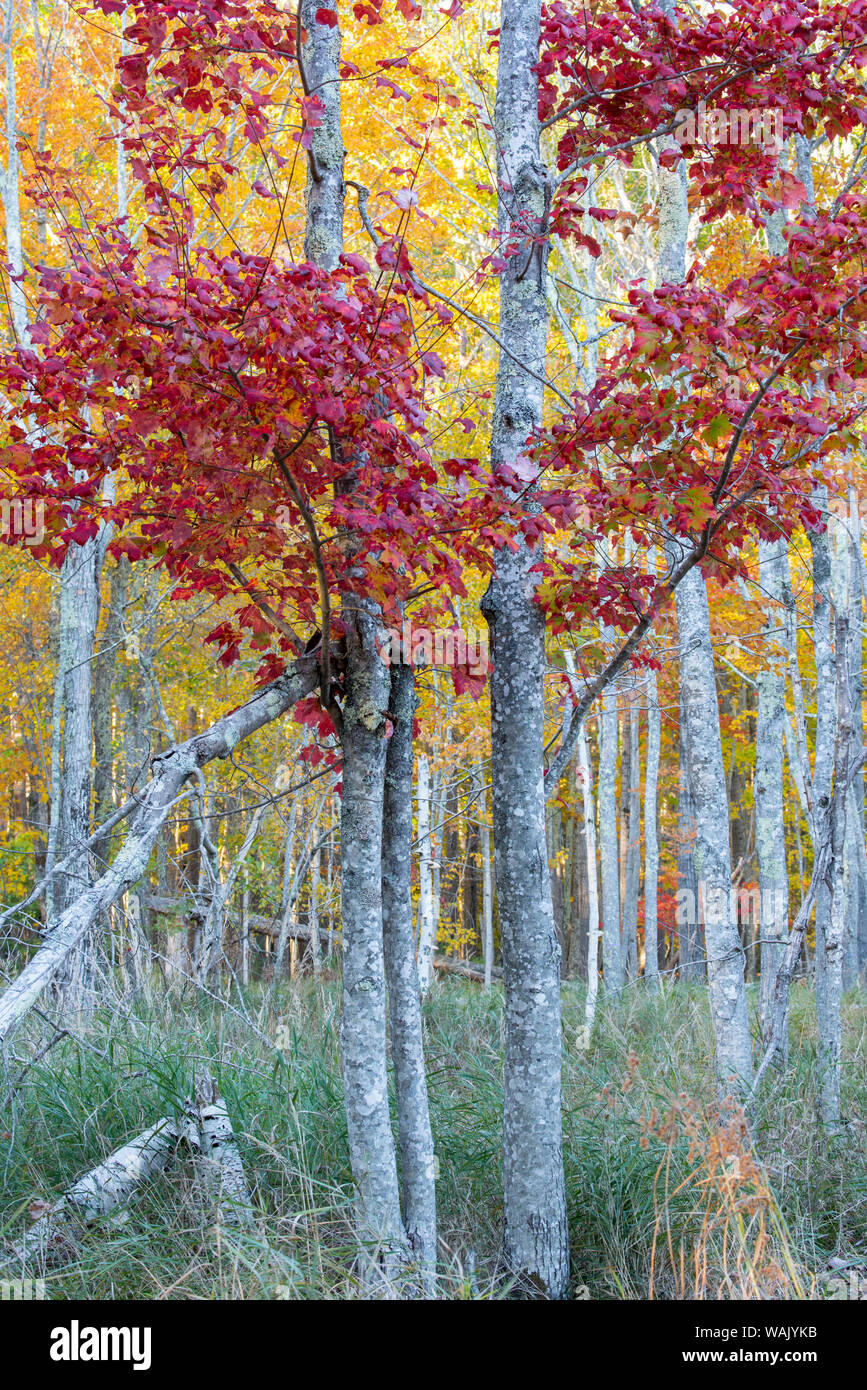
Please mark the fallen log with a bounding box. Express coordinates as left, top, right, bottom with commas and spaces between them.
147, 896, 500, 983
191, 1072, 256, 1230
0, 659, 317, 1046
433, 955, 503, 983
3, 1117, 184, 1271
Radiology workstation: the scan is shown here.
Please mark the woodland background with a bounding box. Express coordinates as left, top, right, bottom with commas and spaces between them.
0, 0, 865, 1301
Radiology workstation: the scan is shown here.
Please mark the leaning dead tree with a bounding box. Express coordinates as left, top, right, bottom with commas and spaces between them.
0, 658, 317, 1047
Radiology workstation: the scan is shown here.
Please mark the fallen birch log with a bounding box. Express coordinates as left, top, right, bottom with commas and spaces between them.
190, 1073, 256, 1230
0, 659, 317, 1047
3, 1117, 183, 1271
433, 955, 503, 984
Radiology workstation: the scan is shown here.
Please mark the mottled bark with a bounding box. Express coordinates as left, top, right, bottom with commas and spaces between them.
192, 1072, 256, 1229
300, 0, 344, 273
340, 601, 408, 1264
818, 617, 853, 1129
644, 666, 661, 987
6, 1117, 181, 1270
416, 752, 436, 994
577, 723, 600, 1046
382, 662, 436, 1281
598, 682, 622, 994
810, 489, 835, 1038
846, 485, 867, 974
481, 794, 494, 989
478, 0, 568, 1297
676, 715, 702, 981
622, 691, 641, 980
657, 48, 750, 1084
301, 5, 407, 1269
757, 539, 790, 1047
675, 564, 753, 1086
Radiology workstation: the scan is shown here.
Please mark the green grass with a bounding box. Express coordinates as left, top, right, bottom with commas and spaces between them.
1, 976, 866, 1298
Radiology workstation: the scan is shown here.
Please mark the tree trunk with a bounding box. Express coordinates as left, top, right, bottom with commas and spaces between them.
818, 616, 853, 1129
481, 786, 494, 989
656, 42, 751, 1085
622, 690, 641, 979
577, 723, 601, 1047
598, 682, 622, 994
644, 664, 661, 987
300, 3, 407, 1269
756, 539, 790, 1048
479, 0, 569, 1297
382, 662, 436, 1282
416, 752, 436, 994
810, 488, 835, 1047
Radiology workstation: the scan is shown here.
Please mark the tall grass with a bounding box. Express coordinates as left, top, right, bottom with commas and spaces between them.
1, 977, 865, 1298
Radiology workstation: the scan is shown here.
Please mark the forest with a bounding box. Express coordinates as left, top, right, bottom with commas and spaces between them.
0, 0, 866, 1310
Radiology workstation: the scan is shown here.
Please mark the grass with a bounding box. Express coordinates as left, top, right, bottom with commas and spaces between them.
1, 975, 866, 1298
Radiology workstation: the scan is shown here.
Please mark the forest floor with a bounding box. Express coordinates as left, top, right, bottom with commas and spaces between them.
1, 975, 865, 1299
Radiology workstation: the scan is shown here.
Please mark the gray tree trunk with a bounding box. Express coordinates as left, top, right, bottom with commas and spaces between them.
756, 540, 790, 1047
300, 4, 408, 1269
382, 662, 437, 1283
810, 490, 835, 1039
622, 690, 641, 979
478, 0, 568, 1297
415, 752, 436, 994
818, 616, 853, 1129
846, 485, 867, 974
644, 666, 661, 987
577, 723, 601, 1046
53, 537, 105, 1006
598, 681, 622, 994
657, 60, 751, 1086
481, 789, 494, 989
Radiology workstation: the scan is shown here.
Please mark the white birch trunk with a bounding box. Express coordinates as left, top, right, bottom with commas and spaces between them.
192, 1073, 256, 1229
481, 797, 494, 990
6, 1118, 180, 1269
1, 0, 27, 340
309, 841, 321, 975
